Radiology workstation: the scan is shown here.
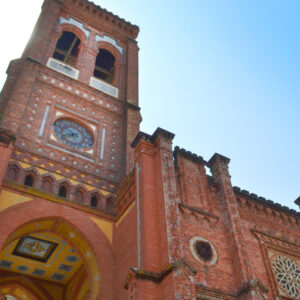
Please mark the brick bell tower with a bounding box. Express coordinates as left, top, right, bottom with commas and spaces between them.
0, 0, 140, 203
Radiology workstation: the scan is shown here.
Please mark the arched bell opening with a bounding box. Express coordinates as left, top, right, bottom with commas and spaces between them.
93, 49, 115, 84
53, 31, 81, 67
0, 218, 100, 300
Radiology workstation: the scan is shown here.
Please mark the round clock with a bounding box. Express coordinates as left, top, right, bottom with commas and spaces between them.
53, 119, 93, 149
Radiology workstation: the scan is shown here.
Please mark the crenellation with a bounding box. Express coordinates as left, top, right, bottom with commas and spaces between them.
233, 186, 300, 218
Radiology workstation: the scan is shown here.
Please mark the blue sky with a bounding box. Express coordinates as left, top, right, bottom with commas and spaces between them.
0, 0, 299, 209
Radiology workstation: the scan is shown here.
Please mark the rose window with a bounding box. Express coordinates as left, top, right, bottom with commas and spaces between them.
272, 255, 300, 299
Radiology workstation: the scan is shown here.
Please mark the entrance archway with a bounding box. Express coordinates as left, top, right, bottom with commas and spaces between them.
0, 219, 95, 299
0, 199, 114, 300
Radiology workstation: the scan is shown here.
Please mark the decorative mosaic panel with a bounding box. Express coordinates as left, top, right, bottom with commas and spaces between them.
12, 236, 58, 263
32, 268, 46, 277
0, 259, 13, 269
66, 255, 78, 262
17, 265, 29, 272
51, 272, 66, 281
58, 263, 73, 272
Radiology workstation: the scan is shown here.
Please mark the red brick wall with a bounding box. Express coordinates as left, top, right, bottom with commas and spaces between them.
0, 0, 140, 184
0, 1, 299, 299
113, 203, 138, 300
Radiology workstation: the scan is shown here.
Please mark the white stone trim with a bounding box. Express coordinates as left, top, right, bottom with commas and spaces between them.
95, 34, 123, 54
59, 17, 90, 38
89, 76, 119, 98
189, 236, 217, 266
38, 105, 50, 137
47, 58, 79, 80
100, 128, 106, 160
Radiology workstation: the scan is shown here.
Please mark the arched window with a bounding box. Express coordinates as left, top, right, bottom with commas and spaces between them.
6, 165, 19, 182
91, 195, 99, 208
94, 49, 115, 83
24, 174, 34, 187
58, 185, 68, 198
42, 177, 53, 193
53, 31, 81, 66
75, 189, 84, 203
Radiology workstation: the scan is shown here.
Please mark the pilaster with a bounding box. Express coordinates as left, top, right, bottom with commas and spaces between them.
126, 103, 141, 173
208, 153, 256, 295
131, 128, 176, 300
22, 0, 62, 65
126, 39, 140, 174
78, 45, 98, 85
0, 60, 40, 135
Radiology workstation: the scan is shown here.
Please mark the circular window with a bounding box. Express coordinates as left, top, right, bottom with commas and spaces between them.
272, 255, 300, 298
53, 119, 93, 149
195, 241, 213, 261
190, 237, 217, 266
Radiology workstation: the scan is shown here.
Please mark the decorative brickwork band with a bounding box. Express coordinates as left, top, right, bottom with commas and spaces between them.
196, 279, 268, 300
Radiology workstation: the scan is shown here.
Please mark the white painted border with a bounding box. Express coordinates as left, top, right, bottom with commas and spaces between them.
189, 236, 217, 266
38, 105, 50, 137
47, 58, 79, 80
100, 128, 106, 160
89, 76, 119, 98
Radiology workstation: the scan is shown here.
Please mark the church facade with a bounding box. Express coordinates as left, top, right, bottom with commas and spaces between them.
0, 0, 299, 299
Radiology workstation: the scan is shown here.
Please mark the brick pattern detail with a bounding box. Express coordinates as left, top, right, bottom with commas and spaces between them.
0, 0, 141, 184
176, 154, 213, 212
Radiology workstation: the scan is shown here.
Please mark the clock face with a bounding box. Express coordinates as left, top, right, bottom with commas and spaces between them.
53, 119, 93, 149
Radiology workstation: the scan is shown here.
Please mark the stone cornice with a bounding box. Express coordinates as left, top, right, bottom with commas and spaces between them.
252, 229, 300, 253
3, 181, 116, 220
124, 259, 196, 289
0, 128, 16, 146
131, 128, 175, 148
26, 56, 42, 65
131, 131, 152, 148
152, 127, 175, 142
126, 102, 140, 111
196, 278, 268, 299
178, 203, 219, 225
208, 153, 230, 167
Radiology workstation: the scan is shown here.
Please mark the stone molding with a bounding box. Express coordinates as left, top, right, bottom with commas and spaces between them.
2, 181, 115, 220
252, 229, 300, 254
196, 278, 268, 300
124, 259, 197, 289
178, 203, 219, 225
0, 129, 15, 147
131, 127, 175, 148
126, 102, 141, 111
252, 229, 300, 299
